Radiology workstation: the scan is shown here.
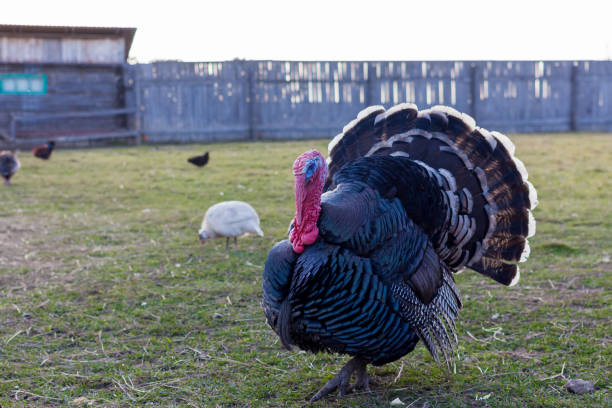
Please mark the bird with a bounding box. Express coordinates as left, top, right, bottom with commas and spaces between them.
188, 151, 209, 167
262, 103, 538, 401
198, 201, 264, 250
0, 151, 20, 186
32, 140, 55, 160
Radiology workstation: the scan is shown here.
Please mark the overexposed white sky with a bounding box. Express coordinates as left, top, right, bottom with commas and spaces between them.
3, 0, 611, 62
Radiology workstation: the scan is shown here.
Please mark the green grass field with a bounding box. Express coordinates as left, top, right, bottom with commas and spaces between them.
0, 134, 610, 407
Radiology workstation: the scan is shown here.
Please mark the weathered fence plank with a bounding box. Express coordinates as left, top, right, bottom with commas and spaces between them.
4, 59, 611, 148
133, 60, 612, 143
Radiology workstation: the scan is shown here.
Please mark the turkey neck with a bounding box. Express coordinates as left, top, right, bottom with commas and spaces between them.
291, 176, 323, 253
295, 179, 322, 228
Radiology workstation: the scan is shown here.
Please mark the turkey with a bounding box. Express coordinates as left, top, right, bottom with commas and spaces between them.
0, 151, 20, 186
32, 140, 55, 160
188, 151, 209, 167
198, 201, 264, 250
262, 103, 537, 401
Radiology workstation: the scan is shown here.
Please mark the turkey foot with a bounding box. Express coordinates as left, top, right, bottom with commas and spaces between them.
348, 362, 377, 393
310, 357, 370, 402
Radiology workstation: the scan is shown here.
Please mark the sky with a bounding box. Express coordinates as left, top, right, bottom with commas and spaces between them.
2, 0, 611, 62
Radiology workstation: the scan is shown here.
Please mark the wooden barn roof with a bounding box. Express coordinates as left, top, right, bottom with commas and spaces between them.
0, 24, 137, 59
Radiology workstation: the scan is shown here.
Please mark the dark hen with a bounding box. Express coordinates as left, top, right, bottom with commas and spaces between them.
32, 140, 55, 160
0, 151, 20, 185
187, 151, 209, 167
262, 104, 537, 401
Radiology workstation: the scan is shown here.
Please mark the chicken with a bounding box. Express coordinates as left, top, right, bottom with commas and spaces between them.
262, 104, 537, 401
32, 140, 55, 160
0, 151, 20, 186
198, 201, 264, 250
188, 152, 210, 167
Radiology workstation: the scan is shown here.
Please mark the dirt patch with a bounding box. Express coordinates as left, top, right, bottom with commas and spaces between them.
2, 218, 44, 267
0, 215, 92, 294
498, 349, 543, 363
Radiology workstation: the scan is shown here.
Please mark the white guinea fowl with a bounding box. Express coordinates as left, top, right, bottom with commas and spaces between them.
198, 201, 264, 250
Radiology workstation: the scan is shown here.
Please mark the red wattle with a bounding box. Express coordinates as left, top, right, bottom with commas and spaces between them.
290, 150, 327, 254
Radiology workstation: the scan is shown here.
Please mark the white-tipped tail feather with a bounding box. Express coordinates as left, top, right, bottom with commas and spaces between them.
326, 103, 537, 287
513, 157, 529, 181
527, 211, 536, 238
342, 119, 358, 134
508, 267, 521, 287
526, 181, 539, 209
491, 131, 516, 156
480, 128, 498, 150
520, 240, 531, 263
374, 102, 417, 126
328, 133, 344, 153
357, 105, 384, 120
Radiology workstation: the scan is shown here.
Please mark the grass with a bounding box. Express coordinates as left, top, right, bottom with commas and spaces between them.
0, 134, 610, 407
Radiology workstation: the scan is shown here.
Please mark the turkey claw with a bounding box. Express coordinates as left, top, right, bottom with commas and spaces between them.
309, 374, 350, 402
348, 371, 377, 394
309, 357, 369, 401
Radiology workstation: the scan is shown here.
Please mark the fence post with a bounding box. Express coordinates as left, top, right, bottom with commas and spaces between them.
121, 63, 140, 145
470, 63, 478, 120
133, 65, 142, 144
366, 62, 374, 106
246, 61, 255, 140
570, 63, 578, 131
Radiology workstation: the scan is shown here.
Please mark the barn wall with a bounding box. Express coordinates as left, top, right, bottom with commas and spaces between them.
135, 60, 612, 143
0, 63, 125, 143
0, 36, 125, 64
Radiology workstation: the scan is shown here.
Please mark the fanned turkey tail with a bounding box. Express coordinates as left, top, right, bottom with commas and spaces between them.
326, 103, 537, 286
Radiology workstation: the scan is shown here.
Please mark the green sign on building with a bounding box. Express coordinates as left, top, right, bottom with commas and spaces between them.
0, 74, 47, 94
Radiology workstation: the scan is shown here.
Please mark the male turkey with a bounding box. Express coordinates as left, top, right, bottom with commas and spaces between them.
262, 103, 537, 401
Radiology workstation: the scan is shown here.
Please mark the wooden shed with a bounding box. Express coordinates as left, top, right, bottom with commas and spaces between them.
0, 24, 138, 147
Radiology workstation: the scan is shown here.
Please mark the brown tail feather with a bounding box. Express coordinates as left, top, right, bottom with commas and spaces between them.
327, 104, 537, 286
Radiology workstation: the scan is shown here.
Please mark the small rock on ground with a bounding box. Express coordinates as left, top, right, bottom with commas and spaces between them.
565, 379, 594, 394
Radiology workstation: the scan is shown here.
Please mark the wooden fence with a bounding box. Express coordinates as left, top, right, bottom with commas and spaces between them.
131, 60, 612, 143
3, 60, 611, 147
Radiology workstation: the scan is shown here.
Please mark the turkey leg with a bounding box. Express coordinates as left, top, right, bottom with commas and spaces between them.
310, 357, 374, 401
350, 360, 377, 392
